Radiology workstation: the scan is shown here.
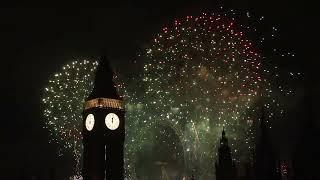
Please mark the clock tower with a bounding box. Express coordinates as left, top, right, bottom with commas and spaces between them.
82, 56, 125, 180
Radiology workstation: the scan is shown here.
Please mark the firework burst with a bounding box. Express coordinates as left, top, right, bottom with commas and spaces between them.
41, 10, 299, 180
42, 59, 98, 174
124, 11, 299, 179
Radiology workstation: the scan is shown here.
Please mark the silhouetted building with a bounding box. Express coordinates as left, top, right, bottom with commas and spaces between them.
239, 161, 254, 180
215, 129, 237, 180
82, 55, 125, 180
254, 108, 281, 180
292, 89, 320, 180
279, 160, 294, 180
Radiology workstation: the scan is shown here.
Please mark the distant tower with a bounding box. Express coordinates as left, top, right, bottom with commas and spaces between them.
280, 160, 293, 180
82, 56, 125, 180
254, 108, 281, 180
215, 129, 237, 180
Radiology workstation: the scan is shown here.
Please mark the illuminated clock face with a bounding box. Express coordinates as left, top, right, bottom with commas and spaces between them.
85, 114, 95, 131
105, 113, 120, 130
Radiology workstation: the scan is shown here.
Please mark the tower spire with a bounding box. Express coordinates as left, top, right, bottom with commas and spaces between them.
82, 54, 125, 180
87, 55, 120, 100
215, 129, 237, 180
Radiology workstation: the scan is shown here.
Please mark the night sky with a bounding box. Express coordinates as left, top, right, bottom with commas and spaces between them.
1, 2, 319, 179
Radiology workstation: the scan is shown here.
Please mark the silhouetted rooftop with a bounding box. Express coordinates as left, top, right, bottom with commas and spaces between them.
87, 55, 120, 100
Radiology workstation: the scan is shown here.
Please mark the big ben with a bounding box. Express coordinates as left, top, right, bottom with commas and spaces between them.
82, 56, 125, 180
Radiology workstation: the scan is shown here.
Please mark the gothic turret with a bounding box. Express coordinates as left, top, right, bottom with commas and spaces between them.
82, 55, 125, 180
215, 129, 237, 180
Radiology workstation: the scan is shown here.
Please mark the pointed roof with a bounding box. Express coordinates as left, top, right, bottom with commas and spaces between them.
220, 128, 228, 146
86, 55, 120, 100
222, 127, 226, 137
